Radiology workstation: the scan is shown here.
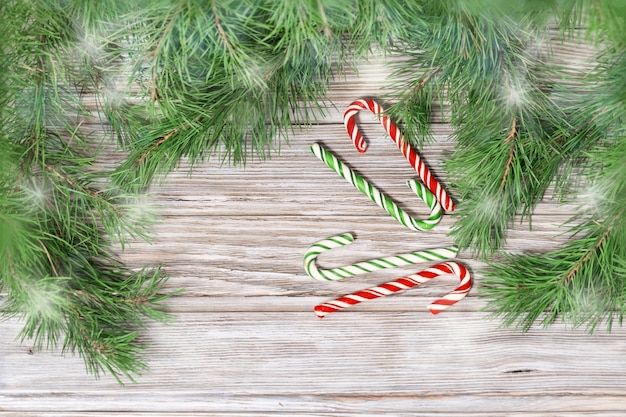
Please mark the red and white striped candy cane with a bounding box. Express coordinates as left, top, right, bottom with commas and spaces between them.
344, 98, 456, 212
314, 262, 471, 318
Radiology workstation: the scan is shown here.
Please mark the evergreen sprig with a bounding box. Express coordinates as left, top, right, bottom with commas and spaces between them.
1, 0, 176, 383
482, 33, 626, 331
111, 0, 344, 190
385, 0, 598, 256
383, 0, 626, 330
482, 134, 626, 332
110, 0, 430, 191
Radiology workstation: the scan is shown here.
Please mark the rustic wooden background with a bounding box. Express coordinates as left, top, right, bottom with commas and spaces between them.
3, 35, 626, 416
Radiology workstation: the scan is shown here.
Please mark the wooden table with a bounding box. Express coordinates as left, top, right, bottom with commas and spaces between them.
3, 39, 626, 416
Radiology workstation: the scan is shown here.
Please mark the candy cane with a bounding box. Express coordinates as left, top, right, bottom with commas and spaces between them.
304, 232, 458, 281
314, 262, 471, 317
344, 98, 456, 212
310, 142, 442, 232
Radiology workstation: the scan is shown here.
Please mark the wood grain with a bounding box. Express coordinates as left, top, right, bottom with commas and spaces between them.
1, 36, 622, 416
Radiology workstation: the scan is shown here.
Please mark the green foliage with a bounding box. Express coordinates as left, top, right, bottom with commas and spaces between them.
109, 0, 431, 190
385, 1, 598, 256
1, 0, 177, 383
2, 0, 626, 382
482, 134, 626, 332
480, 2, 626, 331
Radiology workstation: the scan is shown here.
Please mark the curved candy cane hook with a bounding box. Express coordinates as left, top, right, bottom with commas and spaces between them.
344, 98, 456, 212
304, 232, 458, 281
314, 261, 472, 317
311, 142, 443, 232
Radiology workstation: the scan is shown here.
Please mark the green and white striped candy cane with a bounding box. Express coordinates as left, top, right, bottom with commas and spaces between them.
304, 232, 459, 281
310, 142, 442, 232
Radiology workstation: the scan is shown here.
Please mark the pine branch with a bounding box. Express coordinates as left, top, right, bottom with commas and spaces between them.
482, 213, 625, 332
1, 0, 177, 382
385, 3, 609, 256
564, 220, 613, 283
37, 238, 59, 277
212, 0, 234, 53
316, 0, 333, 39
385, 66, 440, 146
109, 0, 348, 190
107, 0, 442, 191
499, 116, 518, 188
483, 94, 626, 331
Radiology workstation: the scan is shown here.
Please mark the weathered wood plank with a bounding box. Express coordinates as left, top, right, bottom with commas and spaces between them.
1, 413, 624, 417
2, 313, 626, 414
0, 407, 625, 416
